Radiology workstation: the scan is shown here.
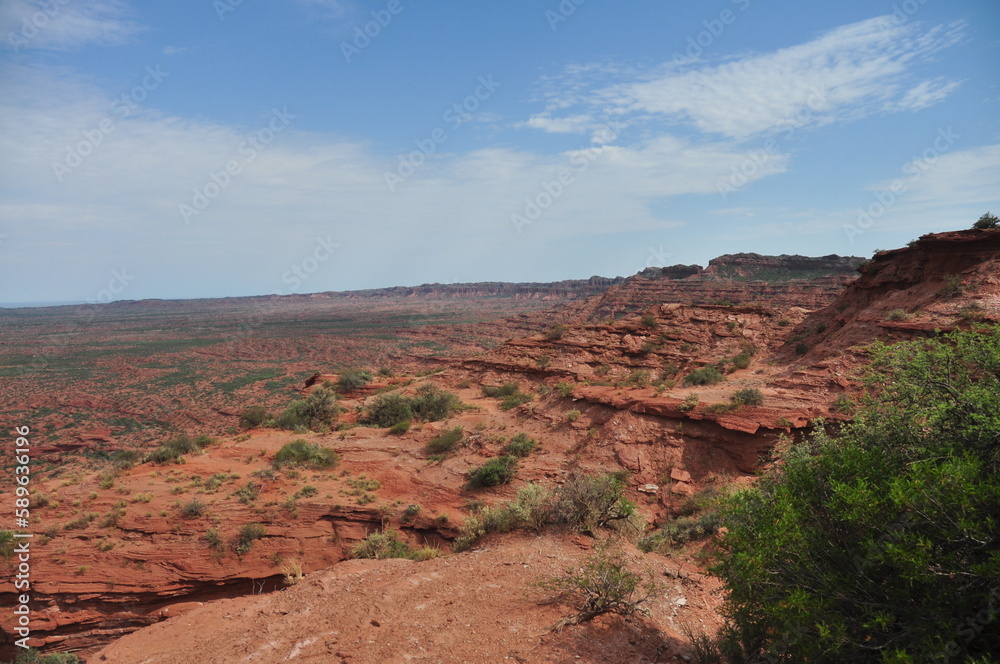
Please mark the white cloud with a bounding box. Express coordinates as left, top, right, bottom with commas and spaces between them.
0, 0, 141, 51
161, 45, 195, 56
522, 113, 595, 134
529, 17, 965, 140
0, 63, 788, 300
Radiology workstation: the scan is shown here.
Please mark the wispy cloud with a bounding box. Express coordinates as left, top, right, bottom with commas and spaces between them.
527, 17, 965, 140
0, 0, 141, 51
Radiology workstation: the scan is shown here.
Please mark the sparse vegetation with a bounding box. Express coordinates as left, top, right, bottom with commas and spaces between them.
564, 409, 581, 422
147, 434, 213, 465
640, 313, 658, 328
545, 324, 568, 340
536, 545, 662, 629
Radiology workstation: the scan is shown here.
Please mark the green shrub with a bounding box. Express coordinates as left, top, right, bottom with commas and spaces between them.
467, 456, 518, 488
504, 433, 537, 457
731, 388, 764, 406
337, 369, 372, 392
683, 367, 724, 387
273, 439, 338, 470
626, 370, 650, 387
0, 531, 15, 559
425, 426, 464, 455
232, 523, 266, 555
453, 483, 553, 551
276, 387, 342, 431
832, 393, 855, 414
234, 482, 261, 505
564, 409, 582, 422
714, 327, 1000, 662
388, 419, 411, 435
239, 406, 268, 429
678, 393, 700, 412
885, 308, 910, 321
362, 391, 414, 428
731, 352, 752, 370
545, 324, 568, 340
180, 498, 206, 518
204, 528, 223, 550
147, 434, 209, 465
411, 384, 461, 421
551, 472, 638, 536
500, 391, 531, 410
794, 341, 808, 355
640, 313, 658, 328
482, 382, 520, 398
350, 529, 418, 560
555, 381, 574, 398
3, 649, 81, 664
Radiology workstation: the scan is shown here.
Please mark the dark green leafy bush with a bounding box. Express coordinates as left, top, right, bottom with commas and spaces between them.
362, 391, 414, 427
683, 367, 725, 387
714, 327, 1000, 663
467, 456, 518, 488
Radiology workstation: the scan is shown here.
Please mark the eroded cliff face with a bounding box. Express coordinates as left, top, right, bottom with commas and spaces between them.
577, 254, 865, 321
786, 229, 1000, 361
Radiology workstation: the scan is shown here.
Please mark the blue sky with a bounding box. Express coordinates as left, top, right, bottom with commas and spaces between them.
1, 0, 998, 304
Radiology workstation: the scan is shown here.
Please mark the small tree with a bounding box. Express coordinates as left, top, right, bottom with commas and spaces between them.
972, 211, 999, 229
537, 546, 662, 630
